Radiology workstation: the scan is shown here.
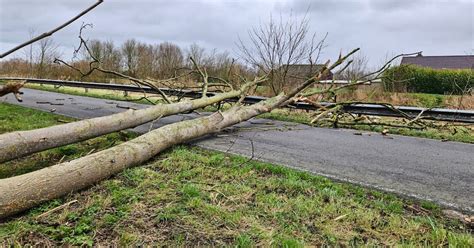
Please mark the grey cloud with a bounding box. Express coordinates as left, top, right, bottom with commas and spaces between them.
368, 0, 428, 11
280, 0, 367, 13
1, 0, 473, 66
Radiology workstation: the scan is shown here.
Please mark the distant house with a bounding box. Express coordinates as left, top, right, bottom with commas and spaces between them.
400, 53, 474, 70
285, 64, 333, 80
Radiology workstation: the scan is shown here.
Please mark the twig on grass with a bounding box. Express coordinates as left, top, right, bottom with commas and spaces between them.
36, 200, 79, 220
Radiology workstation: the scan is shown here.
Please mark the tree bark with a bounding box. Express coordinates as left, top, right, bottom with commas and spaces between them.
0, 94, 286, 219
0, 89, 242, 163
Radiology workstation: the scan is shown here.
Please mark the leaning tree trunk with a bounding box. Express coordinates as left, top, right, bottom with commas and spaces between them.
0, 88, 244, 163
0, 93, 286, 219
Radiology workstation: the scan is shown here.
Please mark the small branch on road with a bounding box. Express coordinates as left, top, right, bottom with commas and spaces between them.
236, 138, 257, 167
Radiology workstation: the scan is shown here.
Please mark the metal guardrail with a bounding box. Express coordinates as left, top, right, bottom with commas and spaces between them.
1, 77, 473, 123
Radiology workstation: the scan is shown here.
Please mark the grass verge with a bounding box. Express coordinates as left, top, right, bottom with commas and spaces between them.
0, 103, 473, 246
0, 103, 137, 179
21, 83, 474, 144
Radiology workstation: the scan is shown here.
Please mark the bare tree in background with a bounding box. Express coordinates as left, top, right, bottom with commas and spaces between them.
157, 42, 184, 78
136, 43, 155, 78
101, 40, 122, 72
186, 43, 208, 67
87, 39, 103, 61
34, 38, 60, 78
237, 13, 326, 95
22, 28, 36, 76
336, 52, 369, 80
82, 39, 122, 78
121, 39, 139, 77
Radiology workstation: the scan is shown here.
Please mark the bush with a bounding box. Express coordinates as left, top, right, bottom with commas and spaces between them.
383, 65, 473, 94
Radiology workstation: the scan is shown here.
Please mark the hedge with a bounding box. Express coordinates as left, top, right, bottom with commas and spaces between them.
383, 65, 473, 94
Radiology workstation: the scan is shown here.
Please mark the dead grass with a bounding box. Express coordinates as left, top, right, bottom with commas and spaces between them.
258, 108, 474, 144
330, 87, 474, 110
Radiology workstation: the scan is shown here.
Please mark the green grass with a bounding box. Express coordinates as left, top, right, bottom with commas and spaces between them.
0, 103, 137, 178
409, 93, 446, 108
0, 103, 473, 246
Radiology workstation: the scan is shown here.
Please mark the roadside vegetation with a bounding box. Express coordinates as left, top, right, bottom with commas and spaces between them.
259, 109, 474, 144
334, 87, 473, 110
0, 102, 473, 246
12, 79, 474, 110
11, 83, 473, 144
383, 64, 474, 95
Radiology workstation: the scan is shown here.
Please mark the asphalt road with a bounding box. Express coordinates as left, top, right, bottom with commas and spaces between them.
2, 88, 473, 213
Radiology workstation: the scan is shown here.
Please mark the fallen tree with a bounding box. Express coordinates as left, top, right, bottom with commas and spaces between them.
0, 21, 262, 163
0, 77, 262, 163
0, 49, 358, 219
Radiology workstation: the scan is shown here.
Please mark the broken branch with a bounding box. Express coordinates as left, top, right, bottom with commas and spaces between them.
0, 0, 103, 58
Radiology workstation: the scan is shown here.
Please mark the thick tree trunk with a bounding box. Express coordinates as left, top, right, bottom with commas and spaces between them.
0, 94, 286, 219
0, 89, 242, 163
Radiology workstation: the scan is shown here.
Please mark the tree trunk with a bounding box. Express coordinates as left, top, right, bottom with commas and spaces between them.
0, 89, 242, 163
0, 93, 286, 219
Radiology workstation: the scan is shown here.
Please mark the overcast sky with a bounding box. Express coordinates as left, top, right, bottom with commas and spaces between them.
0, 0, 472, 67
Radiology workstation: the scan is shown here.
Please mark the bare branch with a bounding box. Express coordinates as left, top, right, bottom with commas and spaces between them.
0, 0, 103, 58
190, 56, 210, 98
361, 51, 421, 80
54, 24, 176, 103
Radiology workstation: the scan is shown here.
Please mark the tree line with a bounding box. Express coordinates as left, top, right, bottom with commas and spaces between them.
0, 38, 254, 85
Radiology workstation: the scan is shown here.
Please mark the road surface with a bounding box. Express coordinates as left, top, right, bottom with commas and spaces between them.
2, 88, 473, 213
